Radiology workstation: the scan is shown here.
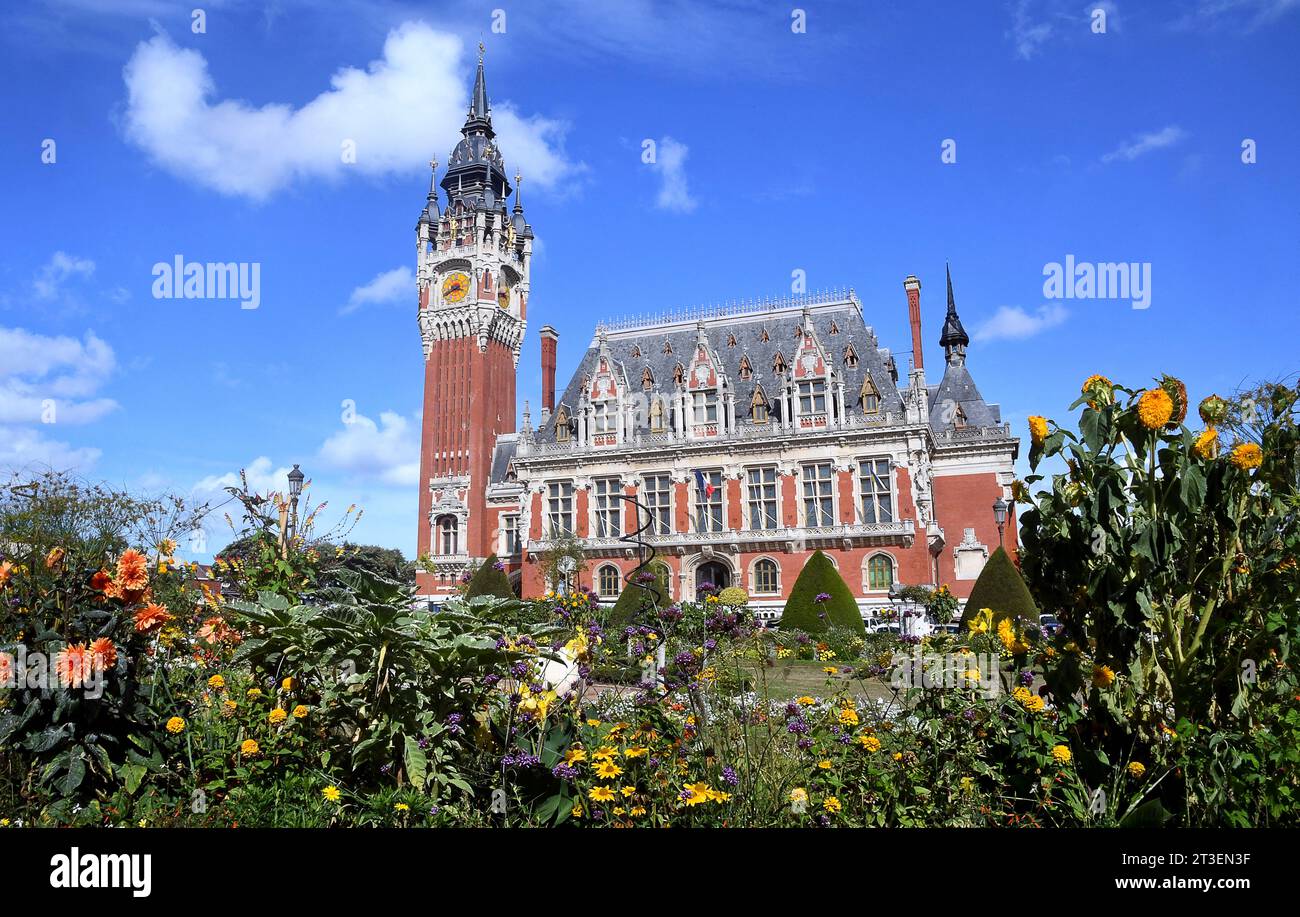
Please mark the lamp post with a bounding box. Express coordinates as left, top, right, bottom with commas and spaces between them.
993, 497, 1009, 550
287, 465, 305, 541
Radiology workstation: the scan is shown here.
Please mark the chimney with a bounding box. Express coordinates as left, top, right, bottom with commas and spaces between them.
540, 325, 559, 412
904, 275, 923, 371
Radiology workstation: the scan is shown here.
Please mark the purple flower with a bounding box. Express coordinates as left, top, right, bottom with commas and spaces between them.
494, 561, 505, 571
552, 763, 579, 780
722, 766, 738, 786
1018, 669, 1035, 687
815, 592, 832, 603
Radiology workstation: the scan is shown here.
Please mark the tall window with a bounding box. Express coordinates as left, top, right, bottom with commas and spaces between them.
798, 379, 827, 415
747, 467, 779, 530
437, 516, 458, 554
555, 408, 571, 442
592, 401, 615, 434
649, 397, 666, 433
593, 477, 621, 537
597, 564, 622, 598
547, 481, 574, 536
754, 558, 779, 594
867, 554, 894, 591
695, 470, 724, 533
858, 458, 894, 524
692, 390, 718, 425
751, 387, 769, 424
643, 473, 672, 535
860, 375, 880, 414
802, 463, 835, 527
503, 514, 519, 555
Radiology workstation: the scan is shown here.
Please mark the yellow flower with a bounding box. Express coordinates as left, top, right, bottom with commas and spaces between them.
394, 802, 410, 812
594, 745, 619, 761
706, 788, 732, 803
1229, 442, 1263, 470
796, 695, 816, 707
292, 704, 309, 719
322, 785, 341, 802
789, 787, 808, 805
586, 718, 602, 727
221, 699, 237, 717
624, 745, 649, 758
247, 688, 262, 698
269, 707, 288, 724
240, 739, 260, 757
630, 806, 647, 817
1127, 761, 1147, 778
822, 666, 838, 674
859, 735, 881, 753
823, 796, 842, 813
1050, 744, 1072, 766
1092, 665, 1115, 688
817, 759, 832, 770
593, 760, 623, 780
1193, 428, 1219, 460
589, 786, 616, 803
682, 782, 712, 806
1028, 415, 1049, 447
282, 677, 297, 692
960, 776, 976, 794
620, 785, 636, 797
165, 716, 186, 734
207, 674, 225, 690
564, 748, 587, 765
1137, 388, 1174, 430
967, 607, 993, 635
613, 807, 626, 816
1081, 374, 1113, 405
838, 708, 859, 727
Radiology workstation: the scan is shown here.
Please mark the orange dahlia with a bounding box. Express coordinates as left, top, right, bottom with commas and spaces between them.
134, 602, 174, 634
89, 569, 112, 592
0, 560, 14, 587
45, 546, 66, 569
56, 643, 93, 688
1137, 388, 1174, 430
89, 637, 117, 671
116, 549, 149, 592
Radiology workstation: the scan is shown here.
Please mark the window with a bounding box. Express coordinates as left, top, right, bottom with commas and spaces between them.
802, 462, 835, 527
773, 351, 787, 374
641, 367, 654, 390
754, 558, 779, 594
738, 355, 752, 380
673, 363, 685, 385
727, 333, 737, 347
752, 396, 768, 424
593, 477, 621, 537
437, 515, 458, 554
643, 473, 672, 535
760, 327, 770, 343
503, 514, 520, 555
547, 481, 574, 536
747, 467, 779, 530
860, 374, 880, 414
843, 345, 858, 367
649, 397, 666, 433
867, 554, 894, 591
598, 564, 622, 598
593, 401, 615, 434
555, 408, 571, 442
631, 345, 641, 359
663, 339, 673, 354
953, 404, 968, 429
858, 458, 894, 524
695, 470, 724, 533
829, 320, 840, 335
798, 379, 827, 415
693, 390, 718, 425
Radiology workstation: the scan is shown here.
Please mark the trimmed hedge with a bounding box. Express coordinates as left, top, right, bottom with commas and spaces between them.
958, 546, 1039, 627
465, 553, 516, 600
779, 550, 864, 634
605, 563, 670, 634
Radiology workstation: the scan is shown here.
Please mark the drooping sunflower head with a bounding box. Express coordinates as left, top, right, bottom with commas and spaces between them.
1198, 393, 1229, 426
1159, 375, 1189, 424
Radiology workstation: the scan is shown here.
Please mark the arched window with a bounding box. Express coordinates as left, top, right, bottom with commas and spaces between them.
753, 558, 779, 595
437, 515, 458, 555
751, 386, 770, 424
866, 554, 894, 591
648, 397, 666, 432
598, 564, 622, 598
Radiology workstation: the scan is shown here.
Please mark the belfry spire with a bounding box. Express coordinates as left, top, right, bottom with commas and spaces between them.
939, 262, 969, 365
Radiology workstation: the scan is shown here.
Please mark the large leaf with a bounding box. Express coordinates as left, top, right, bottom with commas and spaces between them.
403, 735, 428, 789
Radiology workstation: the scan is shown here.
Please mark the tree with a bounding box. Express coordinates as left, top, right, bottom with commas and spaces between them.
465, 553, 515, 600
779, 550, 864, 634
958, 546, 1039, 628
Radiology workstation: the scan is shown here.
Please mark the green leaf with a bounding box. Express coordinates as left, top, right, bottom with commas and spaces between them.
403, 735, 428, 789
59, 751, 87, 796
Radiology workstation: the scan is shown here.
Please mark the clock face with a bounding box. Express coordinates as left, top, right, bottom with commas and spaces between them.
441, 272, 470, 303
497, 289, 510, 310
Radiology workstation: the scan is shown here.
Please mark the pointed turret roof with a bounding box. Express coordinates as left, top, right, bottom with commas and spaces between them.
938, 263, 969, 349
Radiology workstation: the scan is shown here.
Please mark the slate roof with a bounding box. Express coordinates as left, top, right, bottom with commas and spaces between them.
927, 365, 1002, 431
536, 299, 909, 445
489, 434, 519, 484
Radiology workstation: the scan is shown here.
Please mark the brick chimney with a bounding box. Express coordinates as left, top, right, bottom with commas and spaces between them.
539, 325, 558, 412
904, 275, 923, 371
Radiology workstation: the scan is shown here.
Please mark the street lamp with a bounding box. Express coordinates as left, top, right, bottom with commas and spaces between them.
287, 465, 305, 540
993, 497, 1009, 549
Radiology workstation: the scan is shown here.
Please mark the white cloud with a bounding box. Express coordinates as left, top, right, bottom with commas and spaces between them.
33, 251, 95, 300
1008, 0, 1056, 59
193, 455, 296, 497
652, 136, 697, 214
318, 410, 419, 487
341, 266, 413, 315
0, 327, 118, 423
1174, 0, 1299, 30
0, 425, 101, 474
121, 21, 583, 201
1100, 125, 1188, 163
973, 304, 1068, 342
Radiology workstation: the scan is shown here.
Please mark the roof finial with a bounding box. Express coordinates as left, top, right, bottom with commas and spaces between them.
513, 170, 523, 213
939, 261, 970, 361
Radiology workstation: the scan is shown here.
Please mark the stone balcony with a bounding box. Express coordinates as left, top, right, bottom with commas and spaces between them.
525, 519, 915, 557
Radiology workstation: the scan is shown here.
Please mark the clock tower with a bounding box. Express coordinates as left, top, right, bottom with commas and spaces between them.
415, 45, 533, 596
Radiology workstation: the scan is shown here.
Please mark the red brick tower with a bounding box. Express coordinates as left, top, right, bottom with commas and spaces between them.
414, 47, 532, 597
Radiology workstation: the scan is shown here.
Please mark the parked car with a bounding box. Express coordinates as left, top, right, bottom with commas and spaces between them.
869, 623, 901, 635
931, 623, 962, 635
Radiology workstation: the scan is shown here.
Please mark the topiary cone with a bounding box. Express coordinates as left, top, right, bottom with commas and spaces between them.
958, 546, 1039, 628
465, 553, 516, 600
778, 549, 864, 634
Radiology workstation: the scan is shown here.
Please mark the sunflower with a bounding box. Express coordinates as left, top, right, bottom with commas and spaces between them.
1229, 442, 1263, 470
1050, 744, 1072, 766
1160, 375, 1189, 424
1092, 664, 1116, 688
133, 603, 173, 634
1137, 388, 1174, 430
1028, 415, 1049, 447
1193, 428, 1219, 460
1081, 374, 1114, 408
1199, 393, 1229, 426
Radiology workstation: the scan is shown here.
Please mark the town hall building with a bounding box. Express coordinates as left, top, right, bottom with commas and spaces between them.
413, 54, 1019, 617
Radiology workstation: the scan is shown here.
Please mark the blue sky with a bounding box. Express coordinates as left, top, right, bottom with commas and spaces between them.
1, 0, 1297, 559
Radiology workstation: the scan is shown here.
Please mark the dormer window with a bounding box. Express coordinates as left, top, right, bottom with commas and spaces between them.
759, 327, 770, 343
843, 344, 858, 368
663, 339, 673, 354
751, 387, 770, 424
773, 351, 787, 375
641, 367, 655, 390
860, 374, 880, 414
555, 407, 571, 442
830, 320, 840, 335
738, 355, 753, 380
953, 403, 968, 429
649, 397, 666, 433
592, 400, 616, 434
673, 363, 685, 385
727, 333, 737, 348
631, 344, 641, 359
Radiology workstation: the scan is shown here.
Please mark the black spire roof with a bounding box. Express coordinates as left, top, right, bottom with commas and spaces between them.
441, 43, 512, 211
938, 263, 969, 350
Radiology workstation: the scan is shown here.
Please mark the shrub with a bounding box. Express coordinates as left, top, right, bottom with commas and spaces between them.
958, 546, 1039, 629
605, 564, 669, 634
779, 550, 864, 634
718, 586, 749, 608
464, 554, 515, 600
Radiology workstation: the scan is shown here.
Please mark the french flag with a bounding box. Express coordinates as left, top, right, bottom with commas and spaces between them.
694, 470, 716, 499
